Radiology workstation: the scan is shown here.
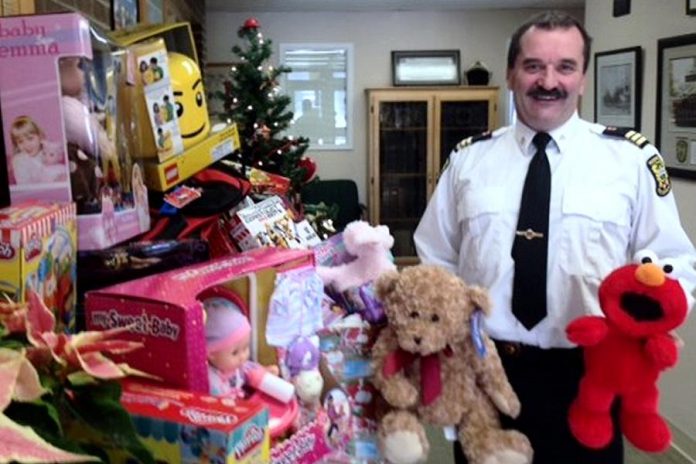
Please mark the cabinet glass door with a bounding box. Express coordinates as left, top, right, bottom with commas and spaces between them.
438, 100, 490, 170
378, 101, 428, 259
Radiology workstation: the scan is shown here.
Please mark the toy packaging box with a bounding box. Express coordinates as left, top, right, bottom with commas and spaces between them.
229, 196, 320, 251
85, 247, 315, 392
111, 22, 242, 192
0, 201, 77, 332
113, 381, 270, 464
0, 12, 150, 250
126, 38, 184, 162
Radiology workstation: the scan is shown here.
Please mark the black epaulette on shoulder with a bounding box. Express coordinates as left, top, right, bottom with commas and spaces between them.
456, 131, 493, 151
602, 127, 650, 149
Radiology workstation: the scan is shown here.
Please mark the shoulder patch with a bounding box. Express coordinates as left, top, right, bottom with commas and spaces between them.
455, 131, 493, 151
646, 154, 672, 197
602, 127, 650, 149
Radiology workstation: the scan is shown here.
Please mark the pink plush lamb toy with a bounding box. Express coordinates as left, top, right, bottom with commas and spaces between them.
317, 220, 397, 292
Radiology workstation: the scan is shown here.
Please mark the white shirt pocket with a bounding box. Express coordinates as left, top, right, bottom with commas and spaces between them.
559, 187, 632, 279
456, 187, 512, 281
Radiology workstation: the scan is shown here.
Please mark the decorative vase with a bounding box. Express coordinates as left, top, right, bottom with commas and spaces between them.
465, 61, 491, 86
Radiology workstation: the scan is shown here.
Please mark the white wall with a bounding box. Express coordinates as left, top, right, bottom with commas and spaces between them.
206, 9, 581, 204
584, 0, 696, 445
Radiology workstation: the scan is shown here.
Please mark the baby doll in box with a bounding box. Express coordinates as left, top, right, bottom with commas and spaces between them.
59, 56, 118, 214
204, 295, 295, 403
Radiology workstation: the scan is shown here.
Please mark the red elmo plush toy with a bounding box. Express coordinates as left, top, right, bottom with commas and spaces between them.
566, 251, 688, 453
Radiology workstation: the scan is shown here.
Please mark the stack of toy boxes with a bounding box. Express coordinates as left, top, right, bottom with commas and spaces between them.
0, 201, 77, 331
109, 22, 241, 192
0, 12, 150, 250
314, 232, 383, 462
84, 247, 342, 462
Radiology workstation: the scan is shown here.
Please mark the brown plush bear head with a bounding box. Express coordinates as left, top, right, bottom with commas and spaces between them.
375, 265, 491, 355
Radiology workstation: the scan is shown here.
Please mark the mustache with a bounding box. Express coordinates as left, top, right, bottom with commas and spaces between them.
527, 88, 567, 99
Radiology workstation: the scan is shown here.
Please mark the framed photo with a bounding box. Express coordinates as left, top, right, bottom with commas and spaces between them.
204, 63, 234, 121
111, 0, 139, 30
138, 0, 164, 24
656, 33, 696, 179
688, 0, 696, 16
594, 47, 642, 130
391, 50, 460, 86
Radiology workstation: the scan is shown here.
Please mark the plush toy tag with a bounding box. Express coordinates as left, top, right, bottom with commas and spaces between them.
471, 309, 487, 358
443, 426, 457, 441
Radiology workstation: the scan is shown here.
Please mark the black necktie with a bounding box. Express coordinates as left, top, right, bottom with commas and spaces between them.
511, 132, 552, 330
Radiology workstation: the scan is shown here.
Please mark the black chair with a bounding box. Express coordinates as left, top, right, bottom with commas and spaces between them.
301, 179, 365, 232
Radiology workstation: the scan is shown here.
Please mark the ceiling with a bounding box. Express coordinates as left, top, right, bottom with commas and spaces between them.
207, 0, 585, 13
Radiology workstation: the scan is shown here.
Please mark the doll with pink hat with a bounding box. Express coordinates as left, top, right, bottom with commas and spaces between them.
204, 295, 295, 403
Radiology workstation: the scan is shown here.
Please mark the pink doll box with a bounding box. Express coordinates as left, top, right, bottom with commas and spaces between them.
0, 13, 150, 251
0, 200, 77, 332
85, 247, 315, 392
115, 381, 270, 464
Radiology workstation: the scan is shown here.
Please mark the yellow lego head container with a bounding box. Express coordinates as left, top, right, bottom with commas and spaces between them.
168, 52, 210, 149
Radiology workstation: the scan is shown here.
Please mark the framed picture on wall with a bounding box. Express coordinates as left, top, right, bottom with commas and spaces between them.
594, 47, 642, 130
204, 63, 234, 121
111, 0, 139, 30
138, 0, 164, 24
391, 50, 461, 86
688, 0, 696, 16
656, 33, 696, 179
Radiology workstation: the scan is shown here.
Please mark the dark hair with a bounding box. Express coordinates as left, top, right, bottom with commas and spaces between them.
507, 10, 592, 73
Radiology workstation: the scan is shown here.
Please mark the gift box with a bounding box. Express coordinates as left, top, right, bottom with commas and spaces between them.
0, 12, 150, 250
114, 381, 270, 464
75, 239, 210, 330
0, 201, 77, 331
229, 196, 320, 251
85, 247, 315, 392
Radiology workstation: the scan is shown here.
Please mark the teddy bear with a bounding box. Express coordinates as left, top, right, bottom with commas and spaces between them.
372, 265, 533, 464
566, 250, 688, 453
316, 220, 396, 292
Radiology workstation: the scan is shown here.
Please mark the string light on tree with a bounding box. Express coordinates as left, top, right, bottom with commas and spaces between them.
220, 17, 313, 196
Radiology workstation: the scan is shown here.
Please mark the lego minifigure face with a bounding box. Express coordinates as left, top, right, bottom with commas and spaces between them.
169, 52, 210, 148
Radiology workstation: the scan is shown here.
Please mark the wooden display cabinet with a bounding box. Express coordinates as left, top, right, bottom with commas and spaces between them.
367, 86, 499, 264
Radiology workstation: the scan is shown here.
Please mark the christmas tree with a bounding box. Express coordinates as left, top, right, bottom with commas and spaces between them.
219, 18, 314, 196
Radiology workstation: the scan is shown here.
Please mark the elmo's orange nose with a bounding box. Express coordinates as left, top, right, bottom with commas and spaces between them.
635, 262, 665, 287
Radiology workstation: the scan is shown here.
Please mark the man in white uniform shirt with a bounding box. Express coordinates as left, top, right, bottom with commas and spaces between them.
414, 11, 696, 464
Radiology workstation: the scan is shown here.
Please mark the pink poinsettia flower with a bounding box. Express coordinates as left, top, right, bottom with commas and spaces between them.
0, 300, 27, 333
25, 291, 149, 379
0, 347, 45, 410
0, 349, 97, 463
0, 414, 98, 463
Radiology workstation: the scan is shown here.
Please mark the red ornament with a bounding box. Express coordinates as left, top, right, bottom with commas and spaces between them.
243, 17, 260, 30
299, 157, 318, 183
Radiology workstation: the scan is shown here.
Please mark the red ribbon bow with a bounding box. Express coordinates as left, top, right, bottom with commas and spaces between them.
382, 346, 453, 406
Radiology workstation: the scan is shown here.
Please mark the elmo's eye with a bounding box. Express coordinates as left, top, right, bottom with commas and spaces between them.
634, 249, 658, 265
663, 265, 674, 273
409, 311, 419, 319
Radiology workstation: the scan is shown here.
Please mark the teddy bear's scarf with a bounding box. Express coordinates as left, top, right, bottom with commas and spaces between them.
382, 346, 453, 406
